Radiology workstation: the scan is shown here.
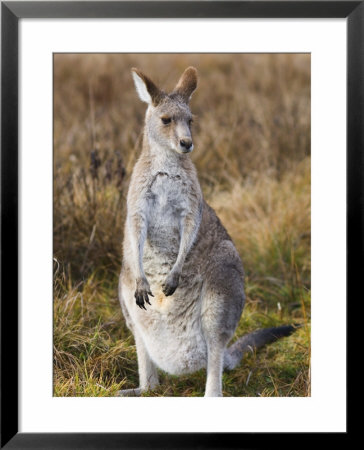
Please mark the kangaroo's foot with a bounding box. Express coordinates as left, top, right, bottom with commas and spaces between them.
116, 387, 143, 397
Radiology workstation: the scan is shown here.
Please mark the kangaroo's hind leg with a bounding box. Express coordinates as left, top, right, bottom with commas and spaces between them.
202, 240, 245, 397
204, 338, 226, 397
203, 288, 244, 397
117, 329, 159, 397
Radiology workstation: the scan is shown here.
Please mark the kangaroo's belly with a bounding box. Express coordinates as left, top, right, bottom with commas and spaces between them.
138, 235, 206, 374
139, 291, 207, 375
121, 268, 206, 375
140, 311, 207, 375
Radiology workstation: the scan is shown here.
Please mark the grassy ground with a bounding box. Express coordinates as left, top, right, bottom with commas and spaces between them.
53, 54, 311, 397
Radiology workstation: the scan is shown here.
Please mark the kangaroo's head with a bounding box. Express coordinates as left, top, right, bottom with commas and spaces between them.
131, 67, 197, 154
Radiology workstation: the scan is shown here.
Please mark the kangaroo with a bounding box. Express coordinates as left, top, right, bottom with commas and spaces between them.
118, 67, 296, 397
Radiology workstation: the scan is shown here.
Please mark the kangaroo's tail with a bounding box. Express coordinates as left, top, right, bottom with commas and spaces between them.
224, 324, 300, 370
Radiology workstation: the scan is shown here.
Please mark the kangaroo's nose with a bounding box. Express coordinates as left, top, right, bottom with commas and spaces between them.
180, 139, 192, 150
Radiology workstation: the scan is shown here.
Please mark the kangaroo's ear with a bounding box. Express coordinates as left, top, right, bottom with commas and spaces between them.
131, 68, 163, 106
173, 67, 198, 103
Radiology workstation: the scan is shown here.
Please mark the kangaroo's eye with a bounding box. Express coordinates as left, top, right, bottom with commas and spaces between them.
161, 117, 171, 125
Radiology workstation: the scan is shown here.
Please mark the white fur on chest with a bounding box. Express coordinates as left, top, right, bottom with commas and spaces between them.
145, 166, 189, 254
145, 145, 191, 223
149, 171, 187, 215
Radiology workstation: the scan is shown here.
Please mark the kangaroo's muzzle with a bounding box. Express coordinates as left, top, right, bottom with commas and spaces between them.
179, 138, 193, 153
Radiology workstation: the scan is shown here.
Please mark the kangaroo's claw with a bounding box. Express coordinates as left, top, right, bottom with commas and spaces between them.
145, 292, 151, 305
135, 278, 153, 309
135, 291, 146, 309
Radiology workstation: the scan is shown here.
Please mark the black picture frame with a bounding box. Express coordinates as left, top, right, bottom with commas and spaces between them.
1, 1, 359, 448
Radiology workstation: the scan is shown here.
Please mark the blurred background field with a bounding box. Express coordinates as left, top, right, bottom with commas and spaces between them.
53, 54, 311, 397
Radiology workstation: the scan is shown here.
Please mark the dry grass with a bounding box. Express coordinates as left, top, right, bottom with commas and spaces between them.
54, 53, 310, 396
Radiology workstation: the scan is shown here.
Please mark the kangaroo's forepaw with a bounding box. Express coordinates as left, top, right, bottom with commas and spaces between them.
162, 272, 179, 296
135, 278, 154, 310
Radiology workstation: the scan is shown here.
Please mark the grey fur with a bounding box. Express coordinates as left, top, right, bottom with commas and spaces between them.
118, 67, 295, 397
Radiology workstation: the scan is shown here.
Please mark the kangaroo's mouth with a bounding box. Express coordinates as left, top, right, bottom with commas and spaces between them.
178, 145, 194, 154
171, 142, 194, 154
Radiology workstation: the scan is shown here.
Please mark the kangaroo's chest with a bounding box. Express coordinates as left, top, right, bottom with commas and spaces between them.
146, 171, 189, 251
148, 171, 188, 215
